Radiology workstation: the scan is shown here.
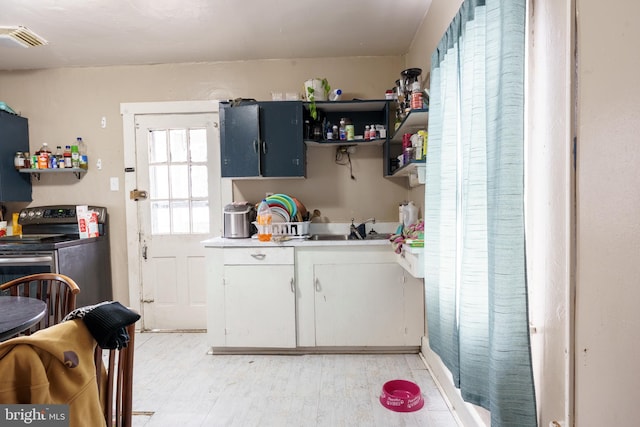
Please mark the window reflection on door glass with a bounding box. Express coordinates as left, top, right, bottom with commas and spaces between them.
190, 129, 207, 161
171, 201, 190, 234
151, 201, 171, 234
169, 129, 187, 162
192, 200, 209, 233
170, 165, 189, 199
149, 130, 168, 163
149, 165, 169, 199
148, 127, 209, 235
191, 165, 208, 198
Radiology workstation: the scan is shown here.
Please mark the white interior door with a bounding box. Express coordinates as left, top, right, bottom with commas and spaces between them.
134, 113, 219, 330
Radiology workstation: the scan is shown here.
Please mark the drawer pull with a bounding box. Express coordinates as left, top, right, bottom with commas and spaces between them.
290, 278, 295, 293
250, 253, 266, 260
315, 278, 321, 292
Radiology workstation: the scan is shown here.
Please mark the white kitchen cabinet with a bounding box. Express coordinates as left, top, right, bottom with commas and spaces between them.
296, 246, 424, 349
207, 246, 296, 349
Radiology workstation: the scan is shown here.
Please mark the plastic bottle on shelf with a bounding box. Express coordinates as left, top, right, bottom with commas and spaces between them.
256, 199, 272, 242
71, 143, 80, 168
63, 145, 72, 168
339, 118, 346, 141
55, 146, 64, 168
77, 137, 88, 170
329, 89, 342, 101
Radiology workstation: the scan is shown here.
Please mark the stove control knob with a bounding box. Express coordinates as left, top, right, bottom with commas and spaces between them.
19, 211, 28, 219
27, 211, 35, 218
34, 210, 43, 217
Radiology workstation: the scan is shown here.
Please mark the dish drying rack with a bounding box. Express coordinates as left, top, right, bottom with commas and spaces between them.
255, 221, 310, 238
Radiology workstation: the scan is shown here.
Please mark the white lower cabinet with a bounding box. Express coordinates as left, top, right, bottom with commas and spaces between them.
207, 246, 296, 348
207, 244, 424, 351
296, 246, 424, 349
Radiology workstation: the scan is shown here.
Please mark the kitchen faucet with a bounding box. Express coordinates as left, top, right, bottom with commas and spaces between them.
350, 218, 376, 240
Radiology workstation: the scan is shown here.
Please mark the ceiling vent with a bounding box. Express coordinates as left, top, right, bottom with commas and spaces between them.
0, 26, 48, 48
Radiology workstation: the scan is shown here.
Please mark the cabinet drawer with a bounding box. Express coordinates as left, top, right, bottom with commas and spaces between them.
396, 247, 424, 278
223, 247, 294, 265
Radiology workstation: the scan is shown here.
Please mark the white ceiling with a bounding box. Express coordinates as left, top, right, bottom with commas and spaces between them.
0, 0, 432, 71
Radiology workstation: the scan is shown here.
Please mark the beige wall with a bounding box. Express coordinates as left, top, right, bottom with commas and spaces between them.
575, 0, 640, 425
0, 56, 416, 304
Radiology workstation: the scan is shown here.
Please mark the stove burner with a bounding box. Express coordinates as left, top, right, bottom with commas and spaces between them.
0, 234, 67, 243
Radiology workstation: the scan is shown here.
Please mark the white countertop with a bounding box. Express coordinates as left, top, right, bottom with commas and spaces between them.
202, 222, 398, 248
202, 235, 391, 248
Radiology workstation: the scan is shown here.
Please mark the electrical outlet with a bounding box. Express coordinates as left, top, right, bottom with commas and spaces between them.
110, 177, 119, 191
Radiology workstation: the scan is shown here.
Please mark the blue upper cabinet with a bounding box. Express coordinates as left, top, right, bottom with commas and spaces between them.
0, 111, 32, 202
220, 101, 305, 178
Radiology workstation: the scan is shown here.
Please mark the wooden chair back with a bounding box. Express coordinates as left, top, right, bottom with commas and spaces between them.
94, 322, 136, 427
0, 273, 80, 333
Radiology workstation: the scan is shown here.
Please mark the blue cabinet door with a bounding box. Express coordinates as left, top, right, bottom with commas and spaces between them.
0, 111, 32, 201
259, 102, 305, 177
220, 101, 305, 178
220, 104, 260, 177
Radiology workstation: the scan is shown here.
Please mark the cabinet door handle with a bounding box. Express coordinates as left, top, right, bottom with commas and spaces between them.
253, 139, 259, 153
250, 253, 266, 260
315, 278, 321, 292
290, 278, 295, 293
262, 141, 267, 154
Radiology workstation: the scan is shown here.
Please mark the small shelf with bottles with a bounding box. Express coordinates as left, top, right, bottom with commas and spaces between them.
303, 100, 390, 147
390, 108, 429, 144
20, 168, 87, 180
384, 107, 429, 180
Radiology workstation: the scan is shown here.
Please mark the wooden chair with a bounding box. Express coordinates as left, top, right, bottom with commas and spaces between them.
0, 273, 80, 334
95, 322, 136, 427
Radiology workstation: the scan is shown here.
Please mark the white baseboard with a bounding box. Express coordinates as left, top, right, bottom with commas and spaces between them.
420, 337, 490, 427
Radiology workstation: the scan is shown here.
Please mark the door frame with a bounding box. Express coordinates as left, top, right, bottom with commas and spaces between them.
121, 101, 232, 324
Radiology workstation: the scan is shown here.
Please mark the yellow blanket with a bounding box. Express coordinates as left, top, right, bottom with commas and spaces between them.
0, 319, 106, 427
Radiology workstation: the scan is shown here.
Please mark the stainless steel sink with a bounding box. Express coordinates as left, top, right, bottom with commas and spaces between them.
308, 233, 391, 241
308, 234, 352, 241
363, 233, 392, 240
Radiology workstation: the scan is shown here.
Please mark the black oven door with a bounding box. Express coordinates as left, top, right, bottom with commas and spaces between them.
0, 252, 58, 286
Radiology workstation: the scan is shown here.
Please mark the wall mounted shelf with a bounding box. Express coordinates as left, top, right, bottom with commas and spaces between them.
20, 168, 86, 180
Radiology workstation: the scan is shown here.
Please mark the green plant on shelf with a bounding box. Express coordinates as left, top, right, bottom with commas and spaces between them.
306, 78, 330, 120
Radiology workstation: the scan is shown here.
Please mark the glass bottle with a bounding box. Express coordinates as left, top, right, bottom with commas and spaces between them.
64, 145, 72, 168
55, 146, 64, 169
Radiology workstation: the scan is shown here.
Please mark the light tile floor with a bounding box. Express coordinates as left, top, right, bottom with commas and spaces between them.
131, 332, 459, 427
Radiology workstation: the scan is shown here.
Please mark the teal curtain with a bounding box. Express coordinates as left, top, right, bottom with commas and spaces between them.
424, 1, 537, 426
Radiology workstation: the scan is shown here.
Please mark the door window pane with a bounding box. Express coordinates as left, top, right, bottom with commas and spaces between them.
171, 201, 190, 234
148, 126, 210, 235
190, 129, 207, 162
169, 129, 188, 162
170, 165, 189, 199
149, 130, 168, 163
150, 165, 169, 199
192, 200, 209, 234
191, 165, 208, 198
151, 201, 170, 234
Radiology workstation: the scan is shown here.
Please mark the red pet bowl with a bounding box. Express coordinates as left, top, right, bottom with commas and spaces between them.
379, 379, 425, 412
